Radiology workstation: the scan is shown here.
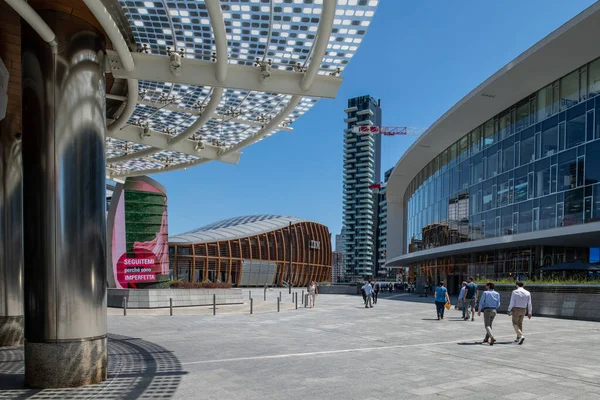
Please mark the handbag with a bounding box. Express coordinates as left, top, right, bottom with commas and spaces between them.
445, 301, 451, 310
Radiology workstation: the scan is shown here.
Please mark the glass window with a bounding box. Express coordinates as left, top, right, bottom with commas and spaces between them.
460, 161, 469, 190
503, 142, 515, 172
497, 175, 510, 208
588, 58, 600, 98
442, 171, 449, 198
586, 140, 600, 185
501, 206, 513, 235
566, 104, 586, 149
534, 158, 551, 198
519, 201, 532, 233
487, 150, 498, 178
451, 166, 459, 194
540, 194, 556, 230
541, 116, 558, 157
558, 121, 566, 151
587, 110, 595, 142
552, 82, 560, 114
484, 210, 495, 238
577, 155, 584, 188
483, 181, 493, 211
470, 127, 481, 154
483, 119, 495, 147
471, 153, 483, 185
470, 185, 480, 215
459, 136, 469, 162
593, 184, 600, 222
558, 149, 577, 191
498, 110, 512, 140
514, 167, 528, 203
449, 144, 457, 167
516, 99, 530, 131
520, 127, 535, 165
564, 188, 583, 225
580, 67, 588, 102
560, 70, 580, 111
537, 85, 553, 120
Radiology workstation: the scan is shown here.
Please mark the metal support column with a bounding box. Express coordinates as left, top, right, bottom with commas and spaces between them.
0, 113, 24, 347
0, 1, 24, 348
22, 11, 107, 388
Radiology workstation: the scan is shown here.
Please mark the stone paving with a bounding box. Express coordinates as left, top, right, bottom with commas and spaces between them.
1, 292, 600, 399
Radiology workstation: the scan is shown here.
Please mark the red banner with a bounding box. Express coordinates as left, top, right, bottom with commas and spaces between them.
116, 250, 161, 287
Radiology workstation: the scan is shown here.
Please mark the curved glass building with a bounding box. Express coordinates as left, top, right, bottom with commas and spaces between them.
385, 3, 600, 289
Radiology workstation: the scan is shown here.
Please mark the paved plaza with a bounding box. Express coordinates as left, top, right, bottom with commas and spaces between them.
1, 292, 600, 399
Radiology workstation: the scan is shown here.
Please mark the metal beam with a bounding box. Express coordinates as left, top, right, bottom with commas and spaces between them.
107, 51, 343, 99
107, 124, 241, 164
136, 99, 294, 132
106, 95, 293, 131
205, 0, 228, 82
106, 87, 225, 163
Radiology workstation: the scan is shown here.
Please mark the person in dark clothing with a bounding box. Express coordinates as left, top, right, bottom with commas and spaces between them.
372, 280, 379, 304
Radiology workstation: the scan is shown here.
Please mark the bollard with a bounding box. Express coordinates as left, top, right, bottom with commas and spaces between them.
295, 293, 298, 309
301, 290, 304, 305
249, 290, 252, 300
170, 298, 173, 316
213, 294, 216, 315
279, 291, 281, 301
250, 298, 253, 314
264, 288, 266, 301
123, 297, 127, 316
304, 294, 308, 308
277, 297, 280, 312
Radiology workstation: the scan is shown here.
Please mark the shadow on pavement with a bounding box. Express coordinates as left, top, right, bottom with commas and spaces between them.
0, 333, 187, 399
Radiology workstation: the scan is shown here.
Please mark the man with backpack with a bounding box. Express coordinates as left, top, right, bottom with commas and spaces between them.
463, 277, 479, 321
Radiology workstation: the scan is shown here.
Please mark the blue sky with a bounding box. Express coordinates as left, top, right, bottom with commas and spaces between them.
152, 0, 596, 240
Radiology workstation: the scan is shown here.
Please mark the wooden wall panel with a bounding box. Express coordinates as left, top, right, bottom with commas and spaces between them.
168, 222, 333, 285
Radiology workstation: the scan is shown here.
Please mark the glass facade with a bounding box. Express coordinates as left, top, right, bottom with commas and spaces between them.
406, 58, 600, 253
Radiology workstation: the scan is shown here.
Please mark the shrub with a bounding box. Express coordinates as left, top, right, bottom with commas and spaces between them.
168, 279, 232, 289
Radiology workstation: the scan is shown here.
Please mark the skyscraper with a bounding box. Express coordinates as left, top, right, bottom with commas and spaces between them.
342, 95, 382, 279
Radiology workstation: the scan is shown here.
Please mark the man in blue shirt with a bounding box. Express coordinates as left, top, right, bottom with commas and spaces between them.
477, 282, 501, 345
362, 281, 374, 308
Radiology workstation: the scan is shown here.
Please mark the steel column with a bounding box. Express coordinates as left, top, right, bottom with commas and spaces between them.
0, 114, 24, 347
21, 11, 107, 388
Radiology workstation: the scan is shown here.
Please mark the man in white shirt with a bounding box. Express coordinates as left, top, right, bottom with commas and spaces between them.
508, 281, 533, 345
362, 281, 374, 308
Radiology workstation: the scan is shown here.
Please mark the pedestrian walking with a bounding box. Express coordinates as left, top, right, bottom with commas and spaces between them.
456, 281, 467, 318
362, 281, 374, 308
508, 281, 533, 345
372, 280, 379, 304
463, 277, 479, 321
360, 284, 367, 304
477, 282, 501, 345
434, 281, 450, 320
308, 281, 318, 308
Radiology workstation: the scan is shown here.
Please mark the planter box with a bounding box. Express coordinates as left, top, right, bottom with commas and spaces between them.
317, 284, 358, 295
478, 284, 600, 322
108, 288, 244, 309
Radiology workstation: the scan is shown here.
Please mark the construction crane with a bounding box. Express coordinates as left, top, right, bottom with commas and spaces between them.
349, 126, 425, 193
351, 125, 424, 136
